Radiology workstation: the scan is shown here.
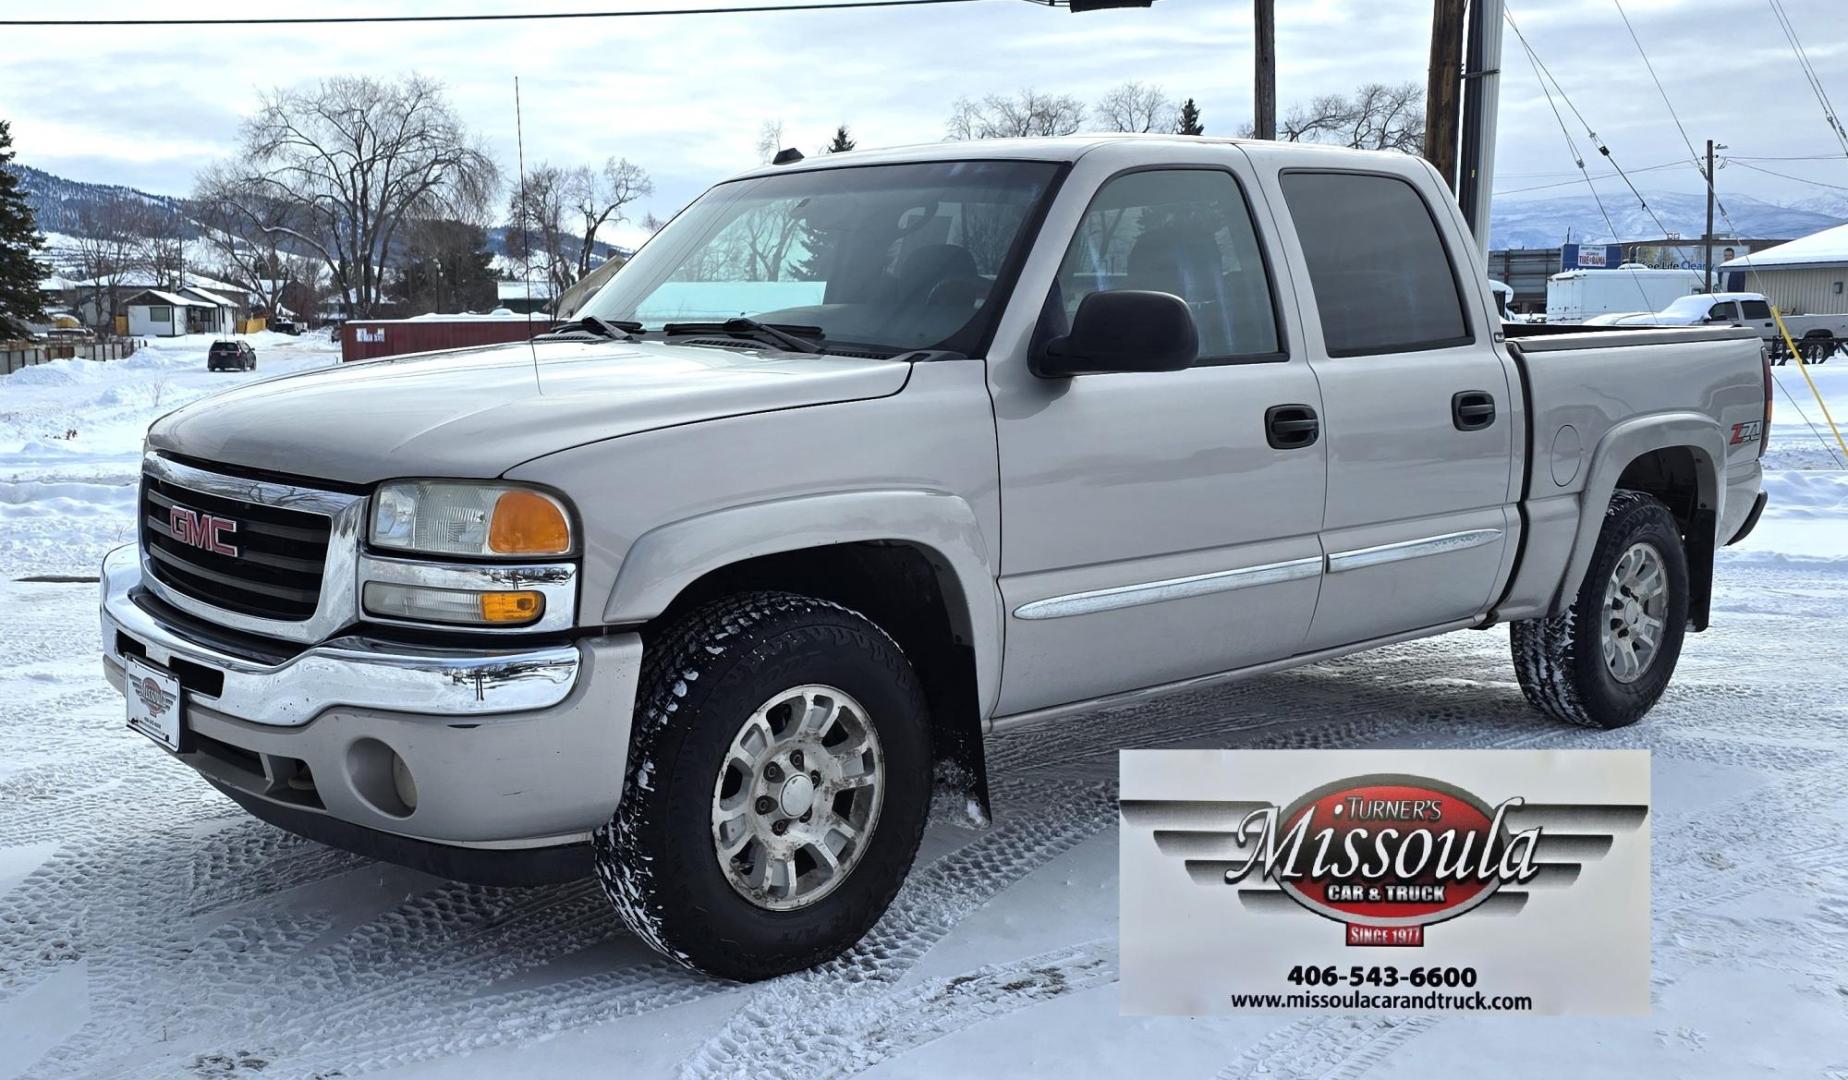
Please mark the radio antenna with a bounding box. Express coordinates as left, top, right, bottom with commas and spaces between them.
515, 75, 542, 394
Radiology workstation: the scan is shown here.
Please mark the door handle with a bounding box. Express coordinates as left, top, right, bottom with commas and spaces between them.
1452, 391, 1496, 431
1265, 404, 1320, 449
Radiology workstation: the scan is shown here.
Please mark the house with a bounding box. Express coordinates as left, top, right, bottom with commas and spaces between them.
496, 279, 553, 315
123, 286, 238, 337
1720, 224, 1848, 314
74, 271, 250, 329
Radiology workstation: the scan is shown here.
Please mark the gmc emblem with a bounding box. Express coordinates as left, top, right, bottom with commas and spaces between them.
168, 505, 239, 557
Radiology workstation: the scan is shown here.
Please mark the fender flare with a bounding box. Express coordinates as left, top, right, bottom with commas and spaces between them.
601, 489, 1004, 714
1551, 411, 1725, 615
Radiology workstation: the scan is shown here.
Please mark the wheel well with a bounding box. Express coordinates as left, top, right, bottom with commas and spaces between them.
1614, 446, 1715, 631
649, 541, 990, 819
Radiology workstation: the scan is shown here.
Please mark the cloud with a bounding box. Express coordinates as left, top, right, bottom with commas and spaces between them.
2, 0, 1843, 220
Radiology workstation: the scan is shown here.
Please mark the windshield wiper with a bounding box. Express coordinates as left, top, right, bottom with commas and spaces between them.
659, 318, 824, 354
536, 315, 642, 342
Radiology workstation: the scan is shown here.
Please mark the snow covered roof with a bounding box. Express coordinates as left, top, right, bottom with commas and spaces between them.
178, 285, 237, 308
38, 274, 80, 292
70, 270, 247, 293
1720, 223, 1848, 270
498, 280, 553, 301
125, 289, 214, 309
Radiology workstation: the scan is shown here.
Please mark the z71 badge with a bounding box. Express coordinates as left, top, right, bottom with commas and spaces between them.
1730, 420, 1763, 445
1120, 750, 1650, 1016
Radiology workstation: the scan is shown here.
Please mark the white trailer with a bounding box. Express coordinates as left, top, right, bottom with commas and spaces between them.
1545, 265, 1704, 324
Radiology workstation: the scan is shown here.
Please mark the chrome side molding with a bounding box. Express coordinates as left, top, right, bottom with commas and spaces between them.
1325, 529, 1503, 574
1012, 556, 1323, 621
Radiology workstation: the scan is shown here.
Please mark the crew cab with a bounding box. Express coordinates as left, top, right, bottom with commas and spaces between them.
101, 135, 1769, 980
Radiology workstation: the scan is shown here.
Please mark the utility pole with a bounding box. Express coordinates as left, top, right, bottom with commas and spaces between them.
1456, 0, 1504, 257
1424, 0, 1468, 189
1254, 0, 1275, 140
1703, 138, 1716, 293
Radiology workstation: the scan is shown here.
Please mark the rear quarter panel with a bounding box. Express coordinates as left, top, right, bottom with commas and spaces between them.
1497, 326, 1765, 618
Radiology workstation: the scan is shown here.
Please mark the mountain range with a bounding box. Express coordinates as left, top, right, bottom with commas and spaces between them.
1488, 188, 1845, 250
7, 163, 619, 270
13, 161, 1846, 262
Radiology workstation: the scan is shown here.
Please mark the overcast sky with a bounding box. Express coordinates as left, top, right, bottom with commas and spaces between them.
4, 0, 1847, 229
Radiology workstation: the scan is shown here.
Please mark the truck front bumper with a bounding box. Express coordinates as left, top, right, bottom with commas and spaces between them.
100, 545, 641, 879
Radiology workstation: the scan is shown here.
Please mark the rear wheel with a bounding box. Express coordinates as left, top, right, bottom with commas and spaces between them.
1511, 490, 1689, 729
594, 591, 931, 980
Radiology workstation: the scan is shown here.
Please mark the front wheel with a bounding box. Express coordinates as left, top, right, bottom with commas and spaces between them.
594, 591, 931, 980
1510, 490, 1690, 728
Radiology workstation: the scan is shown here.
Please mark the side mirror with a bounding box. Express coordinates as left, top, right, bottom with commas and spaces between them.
1034, 290, 1198, 377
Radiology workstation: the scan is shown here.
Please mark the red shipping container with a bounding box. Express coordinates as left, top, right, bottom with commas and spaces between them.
340, 317, 556, 363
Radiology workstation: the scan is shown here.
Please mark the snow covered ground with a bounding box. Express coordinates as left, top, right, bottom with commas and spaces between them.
0, 331, 341, 582
0, 342, 1844, 1078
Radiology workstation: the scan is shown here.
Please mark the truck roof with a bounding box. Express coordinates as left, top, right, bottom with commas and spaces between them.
729, 132, 1397, 181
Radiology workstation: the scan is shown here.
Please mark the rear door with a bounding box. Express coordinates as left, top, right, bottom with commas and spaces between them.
1253, 159, 1518, 649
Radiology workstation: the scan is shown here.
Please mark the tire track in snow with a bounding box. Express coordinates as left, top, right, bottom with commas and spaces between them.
678, 776, 1117, 1079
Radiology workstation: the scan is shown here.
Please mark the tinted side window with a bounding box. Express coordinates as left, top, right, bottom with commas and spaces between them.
1707, 303, 1736, 321
1741, 299, 1772, 320
1054, 169, 1281, 361
1280, 171, 1471, 356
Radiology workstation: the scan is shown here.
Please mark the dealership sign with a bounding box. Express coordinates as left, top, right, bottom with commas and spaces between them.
1119, 750, 1650, 1015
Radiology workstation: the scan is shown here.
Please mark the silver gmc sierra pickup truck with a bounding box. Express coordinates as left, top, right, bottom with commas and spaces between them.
102, 135, 1769, 979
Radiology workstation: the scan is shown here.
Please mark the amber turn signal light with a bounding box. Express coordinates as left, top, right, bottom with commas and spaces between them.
487, 490, 571, 555
480, 590, 545, 624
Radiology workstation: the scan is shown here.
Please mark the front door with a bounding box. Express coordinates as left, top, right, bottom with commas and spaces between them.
989, 154, 1327, 716
1263, 165, 1518, 649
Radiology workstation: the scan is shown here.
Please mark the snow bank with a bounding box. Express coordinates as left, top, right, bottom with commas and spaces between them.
0, 332, 341, 578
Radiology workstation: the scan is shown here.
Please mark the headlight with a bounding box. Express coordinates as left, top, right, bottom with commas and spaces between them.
370, 481, 573, 557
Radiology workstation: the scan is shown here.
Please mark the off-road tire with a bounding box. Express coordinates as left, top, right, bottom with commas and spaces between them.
594, 591, 931, 980
1510, 490, 1690, 729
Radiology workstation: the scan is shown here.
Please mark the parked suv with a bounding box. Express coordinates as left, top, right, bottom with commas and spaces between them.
207, 340, 256, 372
103, 135, 1769, 981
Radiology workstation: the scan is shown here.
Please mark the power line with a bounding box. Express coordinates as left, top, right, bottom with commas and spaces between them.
1726, 159, 1848, 193
1493, 159, 1691, 197
1765, 0, 1848, 162
1502, 6, 1677, 245
1611, 0, 1703, 175
1504, 6, 1659, 312
0, 0, 1007, 27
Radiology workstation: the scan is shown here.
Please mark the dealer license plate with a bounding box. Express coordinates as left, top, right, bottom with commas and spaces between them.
124, 655, 184, 752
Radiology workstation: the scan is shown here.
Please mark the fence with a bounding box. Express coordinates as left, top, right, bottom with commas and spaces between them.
1, 339, 140, 376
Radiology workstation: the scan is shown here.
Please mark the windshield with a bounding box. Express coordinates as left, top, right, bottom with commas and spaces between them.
581, 160, 1062, 355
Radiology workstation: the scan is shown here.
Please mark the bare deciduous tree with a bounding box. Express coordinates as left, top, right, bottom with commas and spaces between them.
756, 119, 786, 164
571, 157, 652, 280
507, 163, 572, 299
192, 163, 298, 317
1095, 81, 1176, 134
946, 90, 1086, 140
67, 195, 149, 329
235, 73, 497, 319
1280, 81, 1424, 153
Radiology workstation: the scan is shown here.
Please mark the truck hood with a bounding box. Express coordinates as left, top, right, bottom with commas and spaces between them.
147, 339, 912, 485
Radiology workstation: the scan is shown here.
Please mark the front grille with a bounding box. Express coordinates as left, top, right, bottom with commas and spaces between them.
141, 473, 332, 622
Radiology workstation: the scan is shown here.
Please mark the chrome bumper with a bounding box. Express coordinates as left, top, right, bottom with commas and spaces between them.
100, 544, 582, 727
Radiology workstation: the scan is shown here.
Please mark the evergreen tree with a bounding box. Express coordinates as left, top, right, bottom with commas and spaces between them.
1175, 98, 1205, 137
0, 119, 48, 328
825, 125, 857, 154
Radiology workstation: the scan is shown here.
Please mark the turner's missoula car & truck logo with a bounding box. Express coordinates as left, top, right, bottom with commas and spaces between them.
1118, 750, 1652, 1016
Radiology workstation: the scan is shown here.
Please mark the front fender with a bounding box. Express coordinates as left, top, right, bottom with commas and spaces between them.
602, 489, 1004, 715
1551, 411, 1725, 614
